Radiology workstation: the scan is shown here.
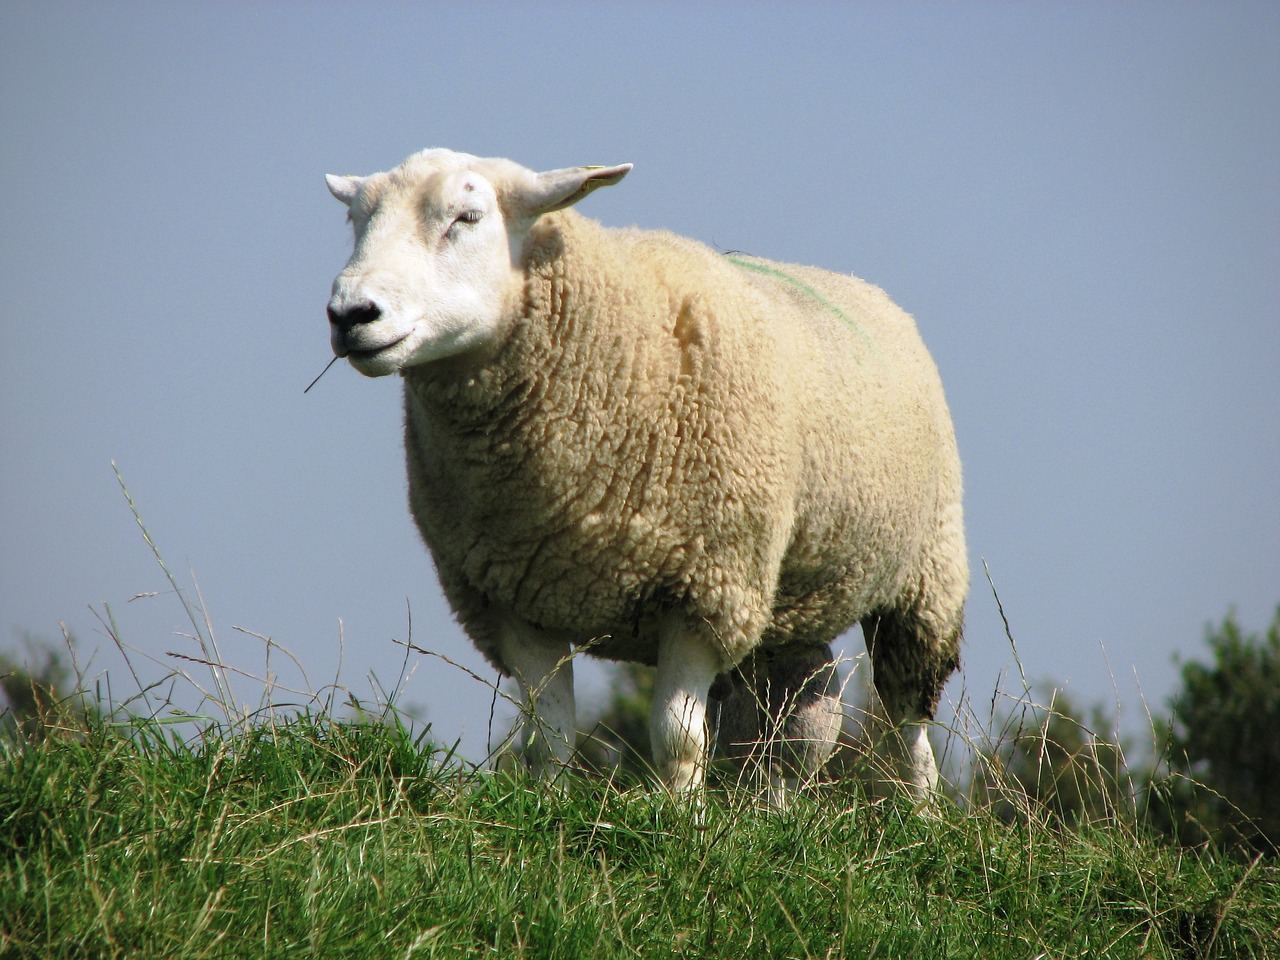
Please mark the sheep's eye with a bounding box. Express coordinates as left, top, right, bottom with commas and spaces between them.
444, 209, 484, 242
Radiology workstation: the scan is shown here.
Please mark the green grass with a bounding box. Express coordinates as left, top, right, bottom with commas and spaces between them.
6, 468, 1273, 956
3, 710, 1276, 959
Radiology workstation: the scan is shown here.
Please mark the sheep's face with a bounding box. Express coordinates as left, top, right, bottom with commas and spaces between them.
325, 153, 522, 377
325, 149, 631, 377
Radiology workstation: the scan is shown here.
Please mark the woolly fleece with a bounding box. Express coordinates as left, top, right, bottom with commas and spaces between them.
398, 208, 968, 715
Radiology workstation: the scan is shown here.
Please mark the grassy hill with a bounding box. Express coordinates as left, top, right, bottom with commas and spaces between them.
3, 708, 1276, 959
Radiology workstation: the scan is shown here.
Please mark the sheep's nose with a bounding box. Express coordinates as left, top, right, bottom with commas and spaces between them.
327, 300, 381, 332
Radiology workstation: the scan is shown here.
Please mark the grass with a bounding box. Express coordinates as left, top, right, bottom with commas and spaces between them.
2, 704, 1277, 959
3, 481, 1276, 957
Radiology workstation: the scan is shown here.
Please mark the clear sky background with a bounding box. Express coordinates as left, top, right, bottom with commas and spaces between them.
3, 3, 1277, 763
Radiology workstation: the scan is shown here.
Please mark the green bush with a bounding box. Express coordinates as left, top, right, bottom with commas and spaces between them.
1147, 608, 1280, 857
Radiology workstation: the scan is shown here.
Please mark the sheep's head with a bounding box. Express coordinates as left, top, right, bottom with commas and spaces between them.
325, 148, 631, 377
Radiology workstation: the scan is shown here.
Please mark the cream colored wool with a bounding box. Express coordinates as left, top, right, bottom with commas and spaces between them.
325, 150, 967, 797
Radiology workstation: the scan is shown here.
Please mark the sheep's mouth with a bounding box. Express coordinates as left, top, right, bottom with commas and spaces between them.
345, 334, 409, 361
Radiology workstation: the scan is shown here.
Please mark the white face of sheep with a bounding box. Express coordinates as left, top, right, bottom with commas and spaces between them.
326, 149, 631, 376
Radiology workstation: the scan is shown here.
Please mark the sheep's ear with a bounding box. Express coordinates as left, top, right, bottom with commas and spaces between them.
326, 174, 364, 206
521, 163, 632, 216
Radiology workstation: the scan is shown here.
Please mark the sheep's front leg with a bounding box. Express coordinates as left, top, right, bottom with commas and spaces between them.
498, 629, 576, 780
650, 623, 724, 792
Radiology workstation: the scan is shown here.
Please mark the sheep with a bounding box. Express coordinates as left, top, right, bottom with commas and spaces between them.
324, 148, 968, 800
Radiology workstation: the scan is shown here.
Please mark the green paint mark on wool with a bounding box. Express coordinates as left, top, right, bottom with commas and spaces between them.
725, 255, 874, 348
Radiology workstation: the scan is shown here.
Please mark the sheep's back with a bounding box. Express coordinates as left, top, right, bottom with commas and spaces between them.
718, 254, 962, 647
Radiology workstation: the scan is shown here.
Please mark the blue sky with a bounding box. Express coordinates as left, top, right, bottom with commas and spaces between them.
2, 3, 1277, 762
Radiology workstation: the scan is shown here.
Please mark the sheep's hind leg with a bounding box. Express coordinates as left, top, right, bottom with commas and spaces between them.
714, 646, 842, 805
650, 621, 724, 792
861, 610, 960, 801
497, 627, 576, 781
767, 647, 842, 804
